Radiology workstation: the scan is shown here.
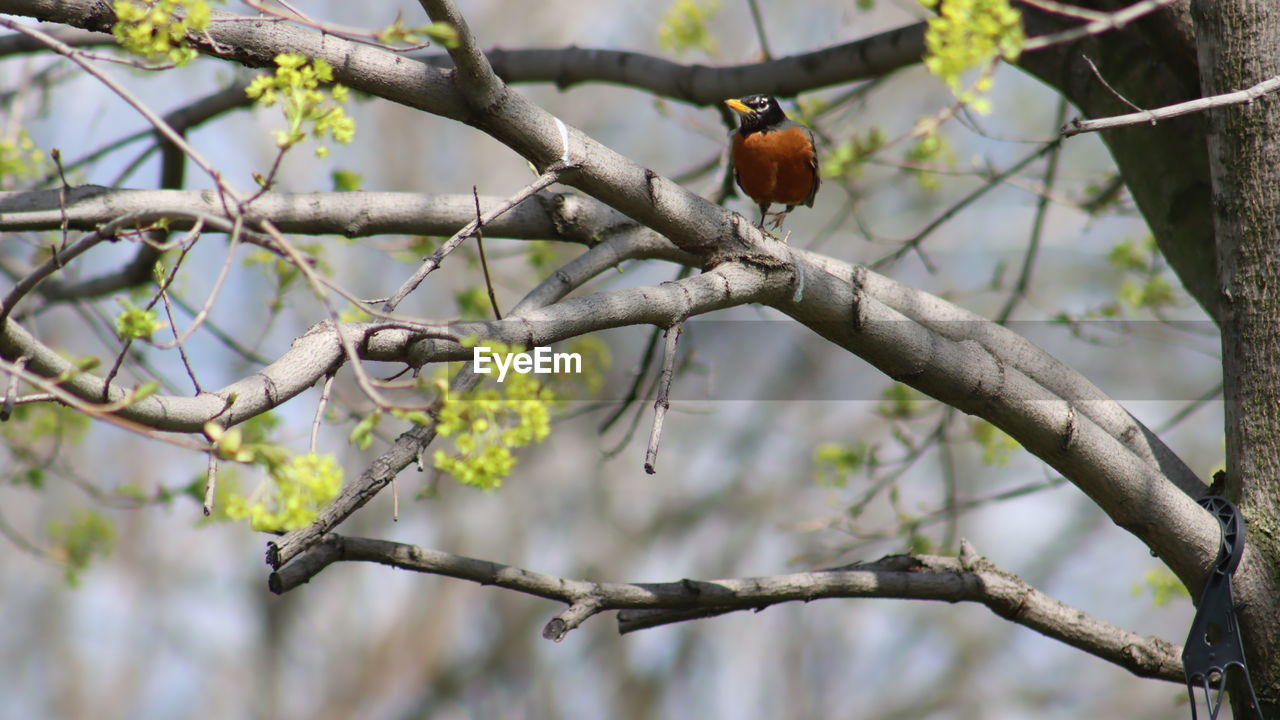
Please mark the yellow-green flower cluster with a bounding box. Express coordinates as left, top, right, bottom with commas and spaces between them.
658, 0, 720, 56
111, 0, 211, 66
223, 452, 343, 532
433, 341, 554, 491
246, 53, 356, 158
114, 298, 164, 340
0, 129, 47, 187
920, 0, 1023, 113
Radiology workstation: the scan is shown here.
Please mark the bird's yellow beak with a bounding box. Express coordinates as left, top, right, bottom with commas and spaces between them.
724, 98, 751, 114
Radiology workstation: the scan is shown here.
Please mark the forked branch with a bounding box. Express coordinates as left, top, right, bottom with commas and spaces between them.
269, 534, 1185, 682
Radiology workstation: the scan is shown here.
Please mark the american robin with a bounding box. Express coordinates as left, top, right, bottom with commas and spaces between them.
724, 95, 820, 229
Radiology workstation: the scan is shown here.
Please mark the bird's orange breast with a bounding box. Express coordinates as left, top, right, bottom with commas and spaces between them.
731, 125, 818, 207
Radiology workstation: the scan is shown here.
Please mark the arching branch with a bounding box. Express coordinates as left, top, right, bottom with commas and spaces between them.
270, 534, 1186, 683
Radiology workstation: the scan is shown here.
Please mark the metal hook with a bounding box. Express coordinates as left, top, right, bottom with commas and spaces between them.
1183, 496, 1260, 720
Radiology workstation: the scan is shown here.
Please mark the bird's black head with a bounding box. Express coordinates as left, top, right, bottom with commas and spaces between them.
724, 95, 787, 134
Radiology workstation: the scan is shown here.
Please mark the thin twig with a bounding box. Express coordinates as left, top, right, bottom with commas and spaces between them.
1018, 0, 1109, 21
872, 139, 1062, 270
311, 372, 336, 454
0, 232, 106, 324
1063, 73, 1280, 137
600, 267, 691, 434
154, 220, 244, 353
997, 98, 1068, 323
745, 0, 772, 60
599, 324, 664, 434
157, 227, 204, 394
473, 186, 502, 320
1082, 54, 1143, 113
51, 148, 70, 253
1, 355, 28, 421
644, 322, 683, 474
0, 19, 242, 207
1023, 0, 1181, 52
203, 452, 218, 516
382, 171, 560, 313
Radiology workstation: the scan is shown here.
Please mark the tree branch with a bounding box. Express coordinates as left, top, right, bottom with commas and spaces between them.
265, 227, 685, 568
418, 23, 925, 104
0, 187, 628, 241
1022, 0, 1183, 51
269, 534, 1186, 682
1062, 73, 1280, 137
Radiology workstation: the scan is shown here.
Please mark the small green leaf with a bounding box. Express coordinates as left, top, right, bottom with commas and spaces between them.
657, 0, 720, 56
49, 510, 114, 586
349, 410, 381, 450
813, 441, 871, 487
331, 169, 363, 192
114, 298, 165, 340
423, 22, 460, 49
971, 419, 1020, 466
877, 383, 923, 420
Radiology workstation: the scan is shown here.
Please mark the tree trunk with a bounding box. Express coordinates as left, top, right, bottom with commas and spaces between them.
1190, 1, 1280, 717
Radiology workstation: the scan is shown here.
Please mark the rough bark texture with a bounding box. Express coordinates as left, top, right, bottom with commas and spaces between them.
1190, 1, 1280, 716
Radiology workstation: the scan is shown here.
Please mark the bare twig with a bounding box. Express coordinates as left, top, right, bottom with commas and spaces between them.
0, 230, 106, 324
1062, 73, 1280, 137
50, 148, 70, 252
0, 19, 242, 206
472, 186, 502, 320
599, 323, 665, 434
872, 139, 1062, 270
267, 534, 1186, 682
1023, 0, 1181, 52
997, 97, 1068, 323
155, 226, 205, 394
644, 322, 683, 474
382, 171, 561, 313
1, 355, 28, 421
203, 452, 218, 516
1017, 0, 1109, 21
311, 372, 336, 454
1081, 54, 1143, 113
745, 0, 772, 60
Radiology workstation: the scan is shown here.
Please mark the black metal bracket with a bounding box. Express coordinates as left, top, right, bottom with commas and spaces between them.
1183, 496, 1260, 720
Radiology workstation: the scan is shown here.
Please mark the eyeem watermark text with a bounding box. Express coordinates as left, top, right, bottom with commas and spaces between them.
473, 346, 581, 382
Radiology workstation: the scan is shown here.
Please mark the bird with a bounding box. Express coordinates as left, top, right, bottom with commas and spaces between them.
724, 94, 820, 230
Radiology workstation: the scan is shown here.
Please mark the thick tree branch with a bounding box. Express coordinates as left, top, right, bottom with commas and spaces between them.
2, 2, 924, 107
0, 187, 627, 240
269, 534, 1186, 682
418, 24, 925, 104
